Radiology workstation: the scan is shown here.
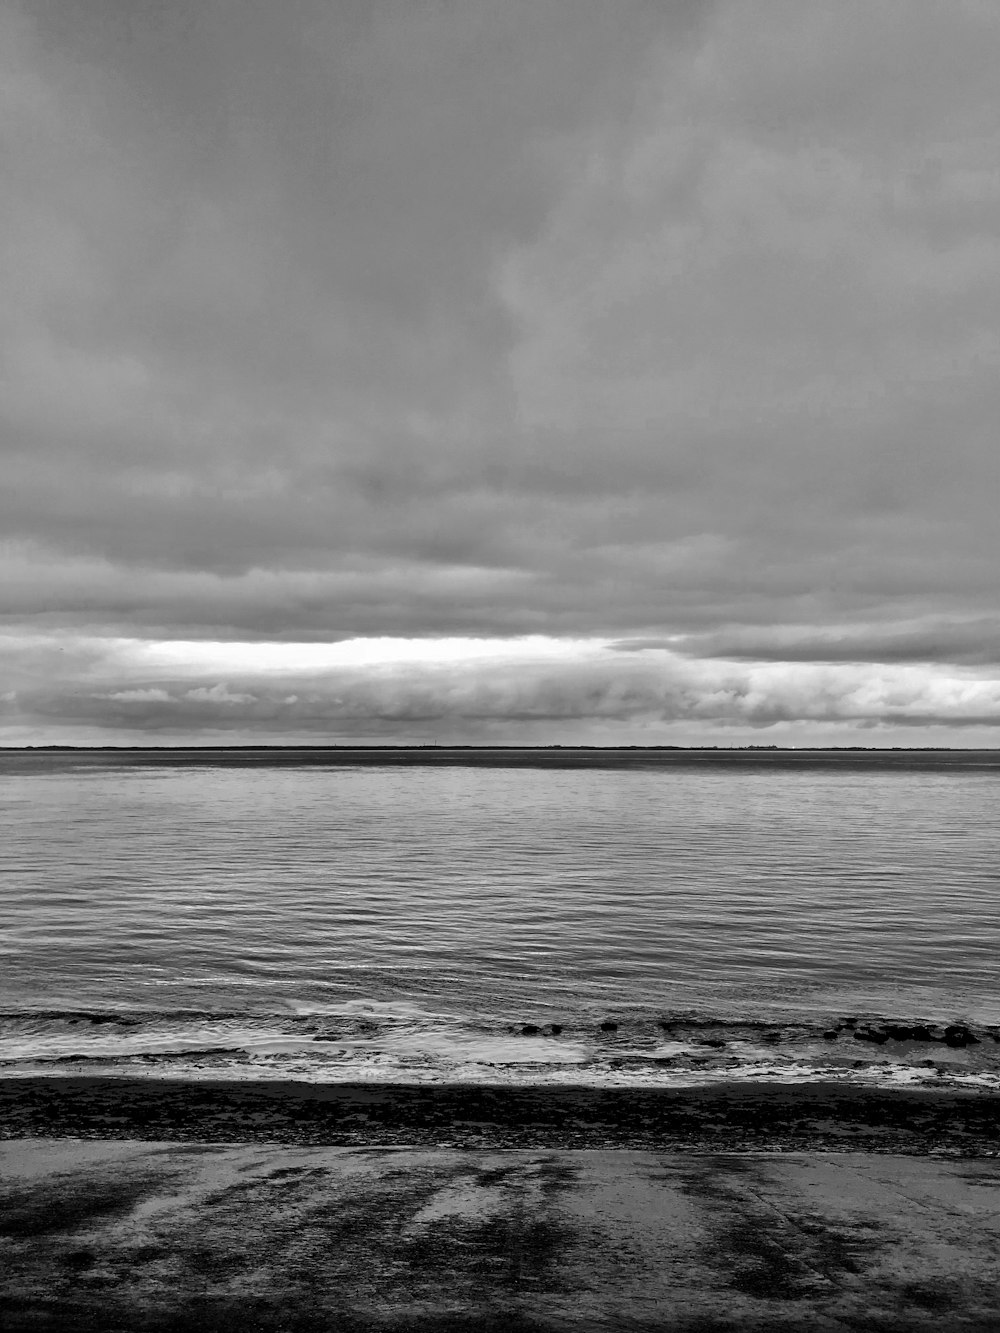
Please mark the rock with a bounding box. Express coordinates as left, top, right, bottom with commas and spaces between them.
840, 1017, 859, 1029
599, 1020, 618, 1032
762, 1031, 783, 1044
943, 1025, 979, 1048
520, 1024, 540, 1036
549, 1023, 563, 1036
910, 1025, 934, 1042
822, 1029, 840, 1040
884, 1024, 914, 1041
699, 1038, 726, 1048
854, 1028, 889, 1045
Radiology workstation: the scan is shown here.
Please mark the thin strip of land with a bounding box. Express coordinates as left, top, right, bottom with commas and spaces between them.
4, 745, 1000, 770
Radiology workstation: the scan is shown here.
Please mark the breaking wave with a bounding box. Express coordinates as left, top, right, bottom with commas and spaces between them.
3, 1002, 998, 1092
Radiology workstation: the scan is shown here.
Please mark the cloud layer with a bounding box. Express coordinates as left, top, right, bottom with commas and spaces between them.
6, 632, 1000, 748
3, 1, 1000, 741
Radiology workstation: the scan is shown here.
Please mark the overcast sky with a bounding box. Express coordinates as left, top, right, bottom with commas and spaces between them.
3, 0, 1000, 745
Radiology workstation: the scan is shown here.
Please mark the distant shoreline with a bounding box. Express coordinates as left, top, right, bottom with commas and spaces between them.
4, 745, 1000, 769
5, 744, 1000, 751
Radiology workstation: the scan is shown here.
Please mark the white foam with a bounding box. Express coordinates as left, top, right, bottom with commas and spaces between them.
4, 1046, 998, 1094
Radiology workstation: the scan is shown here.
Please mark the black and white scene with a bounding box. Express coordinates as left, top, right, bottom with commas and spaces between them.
2, 2, 1000, 1329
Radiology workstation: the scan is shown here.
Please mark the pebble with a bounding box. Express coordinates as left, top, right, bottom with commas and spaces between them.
943, 1025, 979, 1048
853, 1028, 889, 1045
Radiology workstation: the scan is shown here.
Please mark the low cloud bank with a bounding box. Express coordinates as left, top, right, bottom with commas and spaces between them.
4, 635, 1000, 744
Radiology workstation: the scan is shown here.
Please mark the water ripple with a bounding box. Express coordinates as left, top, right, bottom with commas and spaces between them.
1, 763, 998, 1025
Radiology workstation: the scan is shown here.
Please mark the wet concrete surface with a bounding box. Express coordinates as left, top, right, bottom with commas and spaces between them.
3, 1142, 1000, 1331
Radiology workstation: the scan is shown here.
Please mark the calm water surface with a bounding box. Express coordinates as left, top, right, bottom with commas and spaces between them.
2, 753, 998, 1078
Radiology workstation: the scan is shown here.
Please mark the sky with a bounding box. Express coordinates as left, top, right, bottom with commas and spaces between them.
3, 0, 1000, 746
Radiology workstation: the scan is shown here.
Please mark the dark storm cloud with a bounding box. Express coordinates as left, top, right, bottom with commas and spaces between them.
3, 1, 1000, 740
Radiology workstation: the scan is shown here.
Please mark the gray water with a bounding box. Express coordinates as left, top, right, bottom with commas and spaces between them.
2, 751, 998, 1081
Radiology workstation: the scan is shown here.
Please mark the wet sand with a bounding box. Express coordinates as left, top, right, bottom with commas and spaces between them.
3, 1140, 1000, 1331
2, 1075, 999, 1152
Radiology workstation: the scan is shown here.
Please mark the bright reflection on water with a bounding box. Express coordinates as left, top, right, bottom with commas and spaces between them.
2, 762, 999, 1024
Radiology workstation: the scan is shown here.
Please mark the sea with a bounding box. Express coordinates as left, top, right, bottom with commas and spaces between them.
2, 748, 999, 1090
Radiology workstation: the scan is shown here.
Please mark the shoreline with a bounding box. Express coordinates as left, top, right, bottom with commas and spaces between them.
3, 1075, 998, 1153
5, 745, 1000, 770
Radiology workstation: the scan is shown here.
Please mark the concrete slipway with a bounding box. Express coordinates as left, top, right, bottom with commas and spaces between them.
3, 1140, 1000, 1331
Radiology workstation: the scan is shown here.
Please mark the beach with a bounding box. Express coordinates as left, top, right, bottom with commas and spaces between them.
3, 1077, 1000, 1329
